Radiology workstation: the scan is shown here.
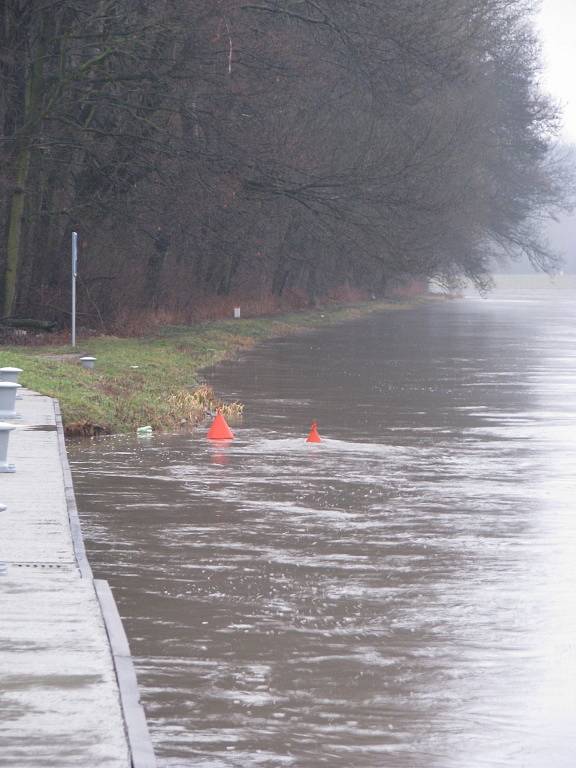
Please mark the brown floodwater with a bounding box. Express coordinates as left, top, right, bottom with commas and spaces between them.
69, 290, 576, 767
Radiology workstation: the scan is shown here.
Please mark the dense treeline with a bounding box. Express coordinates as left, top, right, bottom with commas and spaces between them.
0, 0, 570, 325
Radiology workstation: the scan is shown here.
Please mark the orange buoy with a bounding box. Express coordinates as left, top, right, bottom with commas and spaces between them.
306, 420, 321, 443
207, 411, 234, 440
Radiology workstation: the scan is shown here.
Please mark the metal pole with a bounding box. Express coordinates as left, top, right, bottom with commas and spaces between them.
71, 231, 78, 347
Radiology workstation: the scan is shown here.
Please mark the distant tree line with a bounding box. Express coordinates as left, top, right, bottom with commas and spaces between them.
0, 0, 571, 325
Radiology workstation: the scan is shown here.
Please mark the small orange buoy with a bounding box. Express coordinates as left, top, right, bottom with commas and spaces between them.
306, 420, 321, 443
207, 411, 234, 440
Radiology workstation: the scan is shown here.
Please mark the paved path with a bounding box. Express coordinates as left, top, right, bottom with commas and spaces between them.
0, 389, 155, 767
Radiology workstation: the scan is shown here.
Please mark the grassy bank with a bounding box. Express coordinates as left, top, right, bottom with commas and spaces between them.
0, 300, 418, 435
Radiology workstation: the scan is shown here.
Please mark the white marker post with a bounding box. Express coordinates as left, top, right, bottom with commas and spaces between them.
71, 231, 78, 347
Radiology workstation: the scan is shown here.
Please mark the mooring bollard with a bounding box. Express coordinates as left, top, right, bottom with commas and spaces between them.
233, 307, 241, 319
0, 422, 16, 472
0, 367, 24, 399
0, 382, 21, 418
0, 367, 23, 384
0, 503, 6, 512
79, 356, 96, 370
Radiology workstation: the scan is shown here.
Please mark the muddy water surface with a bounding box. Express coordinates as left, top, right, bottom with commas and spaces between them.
70, 291, 576, 767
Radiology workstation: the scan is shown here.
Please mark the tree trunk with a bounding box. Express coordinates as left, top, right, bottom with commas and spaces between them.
4, 148, 31, 316
2, 13, 45, 317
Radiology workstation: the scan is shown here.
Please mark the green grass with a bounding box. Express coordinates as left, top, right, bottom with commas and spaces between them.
0, 300, 415, 435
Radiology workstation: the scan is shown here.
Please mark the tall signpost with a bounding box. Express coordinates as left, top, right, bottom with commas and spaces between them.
71, 231, 78, 347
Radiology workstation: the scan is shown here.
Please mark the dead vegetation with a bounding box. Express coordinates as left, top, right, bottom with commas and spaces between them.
166, 386, 244, 427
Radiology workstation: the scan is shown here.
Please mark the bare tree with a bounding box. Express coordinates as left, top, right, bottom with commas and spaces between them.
0, 0, 570, 323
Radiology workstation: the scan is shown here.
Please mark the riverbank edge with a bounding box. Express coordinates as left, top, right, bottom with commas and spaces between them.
0, 296, 437, 435
54, 398, 157, 767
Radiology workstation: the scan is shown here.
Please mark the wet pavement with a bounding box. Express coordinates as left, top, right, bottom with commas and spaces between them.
0, 391, 131, 768
70, 289, 576, 766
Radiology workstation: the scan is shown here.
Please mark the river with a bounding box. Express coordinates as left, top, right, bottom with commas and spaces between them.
69, 290, 576, 767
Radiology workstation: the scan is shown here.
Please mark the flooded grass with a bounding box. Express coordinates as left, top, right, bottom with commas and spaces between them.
0, 299, 416, 435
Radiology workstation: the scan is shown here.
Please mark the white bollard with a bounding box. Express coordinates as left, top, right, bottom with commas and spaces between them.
0, 367, 24, 399
0, 503, 6, 512
0, 367, 23, 383
79, 356, 96, 370
0, 382, 20, 418
0, 422, 16, 472
233, 307, 241, 319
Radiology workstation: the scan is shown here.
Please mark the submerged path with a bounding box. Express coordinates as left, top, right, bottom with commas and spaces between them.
0, 389, 155, 767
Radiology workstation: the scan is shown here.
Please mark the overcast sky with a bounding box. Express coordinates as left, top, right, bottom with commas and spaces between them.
536, 0, 576, 144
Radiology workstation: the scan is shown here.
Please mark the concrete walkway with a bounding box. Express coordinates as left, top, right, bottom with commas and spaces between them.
0, 389, 155, 767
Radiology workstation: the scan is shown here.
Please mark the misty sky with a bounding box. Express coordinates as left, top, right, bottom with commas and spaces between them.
537, 0, 576, 144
